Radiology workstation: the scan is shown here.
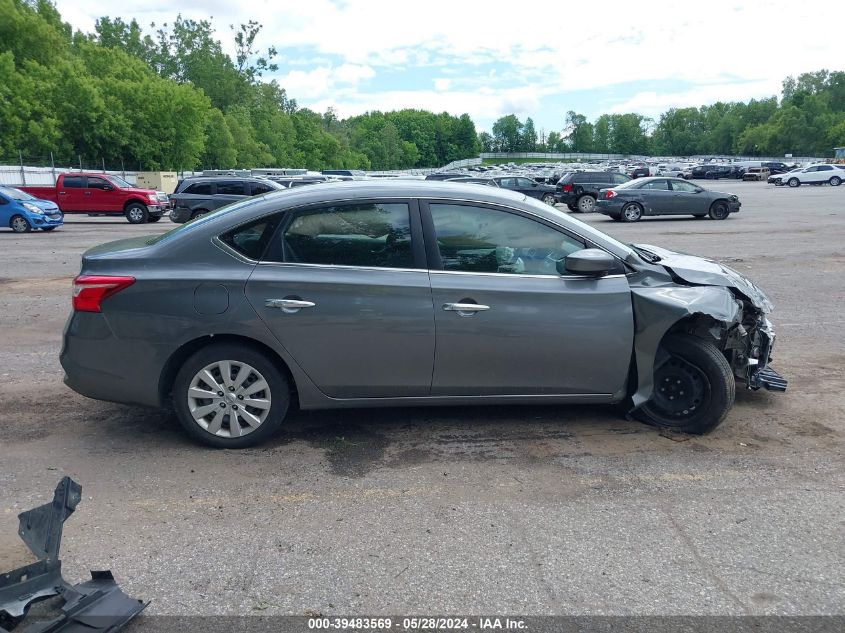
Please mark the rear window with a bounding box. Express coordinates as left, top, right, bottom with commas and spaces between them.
250, 180, 277, 195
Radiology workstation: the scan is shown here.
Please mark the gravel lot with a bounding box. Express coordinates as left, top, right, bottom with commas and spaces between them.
1, 181, 843, 618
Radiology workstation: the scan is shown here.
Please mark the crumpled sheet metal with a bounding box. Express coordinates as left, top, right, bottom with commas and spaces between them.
0, 477, 146, 633
629, 285, 742, 408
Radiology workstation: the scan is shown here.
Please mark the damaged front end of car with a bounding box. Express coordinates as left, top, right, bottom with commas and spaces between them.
626, 244, 788, 410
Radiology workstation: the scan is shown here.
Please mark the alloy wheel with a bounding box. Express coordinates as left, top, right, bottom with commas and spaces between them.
187, 360, 272, 438
11, 216, 30, 233
622, 203, 642, 222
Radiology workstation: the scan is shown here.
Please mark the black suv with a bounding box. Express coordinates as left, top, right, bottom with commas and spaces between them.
169, 177, 283, 223
555, 171, 630, 213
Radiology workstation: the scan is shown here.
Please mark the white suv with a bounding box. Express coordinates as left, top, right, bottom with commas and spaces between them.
781, 164, 843, 187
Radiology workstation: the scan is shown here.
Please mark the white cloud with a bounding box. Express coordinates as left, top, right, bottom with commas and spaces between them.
54, 0, 845, 126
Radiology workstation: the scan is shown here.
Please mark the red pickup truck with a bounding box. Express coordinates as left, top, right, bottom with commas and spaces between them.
21, 173, 168, 224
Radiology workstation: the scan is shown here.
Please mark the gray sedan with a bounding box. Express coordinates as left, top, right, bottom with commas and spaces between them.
596, 177, 741, 222
61, 180, 784, 448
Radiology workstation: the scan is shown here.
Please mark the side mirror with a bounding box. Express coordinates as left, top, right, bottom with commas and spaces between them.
103, 185, 113, 191
558, 248, 618, 277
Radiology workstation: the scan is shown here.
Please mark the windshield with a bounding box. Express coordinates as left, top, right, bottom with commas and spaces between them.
107, 175, 134, 188
0, 187, 35, 201
145, 196, 267, 246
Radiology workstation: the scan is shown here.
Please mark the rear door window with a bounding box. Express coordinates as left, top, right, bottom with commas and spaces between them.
217, 181, 247, 195
278, 202, 414, 269
63, 176, 84, 188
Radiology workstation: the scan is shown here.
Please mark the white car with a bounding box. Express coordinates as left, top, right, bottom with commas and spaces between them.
781, 164, 843, 187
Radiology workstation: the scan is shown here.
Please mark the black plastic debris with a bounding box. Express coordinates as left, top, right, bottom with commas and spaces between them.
0, 477, 147, 632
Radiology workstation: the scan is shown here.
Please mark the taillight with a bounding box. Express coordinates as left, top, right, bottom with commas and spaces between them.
72, 275, 135, 312
605, 190, 616, 199
562, 184, 573, 193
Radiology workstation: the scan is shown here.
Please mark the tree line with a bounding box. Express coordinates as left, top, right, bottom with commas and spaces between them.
0, 0, 480, 170
2, 0, 843, 172
483, 71, 845, 157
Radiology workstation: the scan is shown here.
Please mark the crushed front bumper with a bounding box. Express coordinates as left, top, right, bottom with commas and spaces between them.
750, 366, 788, 392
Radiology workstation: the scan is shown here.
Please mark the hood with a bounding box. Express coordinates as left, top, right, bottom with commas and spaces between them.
23, 198, 60, 212
634, 243, 773, 313
123, 187, 157, 196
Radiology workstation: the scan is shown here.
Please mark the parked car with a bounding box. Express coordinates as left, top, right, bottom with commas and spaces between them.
0, 186, 63, 233
659, 167, 691, 179
425, 173, 466, 181
628, 166, 651, 179
445, 177, 498, 187
761, 161, 791, 175
169, 177, 285, 223
769, 167, 803, 185
596, 177, 741, 222
20, 173, 167, 224
780, 164, 843, 187
742, 167, 771, 182
489, 176, 557, 204
61, 180, 785, 448
555, 171, 631, 213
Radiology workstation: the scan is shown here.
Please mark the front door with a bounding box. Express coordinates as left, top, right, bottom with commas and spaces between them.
246, 200, 435, 399
668, 179, 709, 214
85, 176, 119, 212
422, 201, 634, 397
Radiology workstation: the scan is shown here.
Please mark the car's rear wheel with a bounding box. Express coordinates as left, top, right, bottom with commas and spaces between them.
830, 176, 842, 186
10, 215, 31, 233
621, 202, 643, 222
576, 195, 595, 213
639, 334, 735, 434
787, 177, 800, 188
125, 202, 148, 224
542, 193, 555, 205
190, 208, 210, 220
173, 343, 290, 448
709, 201, 730, 220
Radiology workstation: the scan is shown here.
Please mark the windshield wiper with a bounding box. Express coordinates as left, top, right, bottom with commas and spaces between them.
630, 245, 662, 263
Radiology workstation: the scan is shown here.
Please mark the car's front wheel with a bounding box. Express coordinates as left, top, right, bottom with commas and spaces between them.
173, 343, 290, 448
639, 334, 735, 434
125, 202, 148, 224
709, 201, 730, 220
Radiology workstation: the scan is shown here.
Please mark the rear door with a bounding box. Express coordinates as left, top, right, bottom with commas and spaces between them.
638, 179, 673, 214
245, 199, 435, 399
213, 180, 248, 209
422, 200, 633, 397
58, 175, 86, 212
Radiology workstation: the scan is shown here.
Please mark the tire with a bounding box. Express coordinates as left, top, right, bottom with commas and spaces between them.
10, 215, 31, 233
709, 201, 730, 220
830, 176, 841, 187
787, 177, 800, 188
639, 334, 735, 434
190, 208, 210, 220
576, 195, 596, 213
621, 202, 643, 222
542, 193, 555, 205
41, 226, 58, 231
125, 202, 148, 224
705, 172, 715, 180
147, 215, 162, 222
173, 343, 290, 448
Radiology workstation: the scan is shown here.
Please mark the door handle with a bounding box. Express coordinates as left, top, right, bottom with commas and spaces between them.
265, 298, 316, 312
443, 302, 490, 313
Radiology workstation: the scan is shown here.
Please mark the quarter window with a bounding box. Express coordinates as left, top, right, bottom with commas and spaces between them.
280, 203, 413, 269
429, 203, 585, 276
220, 215, 282, 261
185, 182, 212, 195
